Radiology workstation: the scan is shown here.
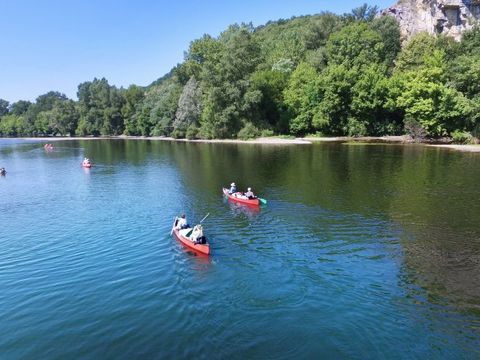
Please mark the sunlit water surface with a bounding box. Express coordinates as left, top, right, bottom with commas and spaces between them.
0, 139, 479, 359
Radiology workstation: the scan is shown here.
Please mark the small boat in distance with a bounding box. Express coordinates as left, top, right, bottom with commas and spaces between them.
223, 188, 261, 207
81, 158, 92, 168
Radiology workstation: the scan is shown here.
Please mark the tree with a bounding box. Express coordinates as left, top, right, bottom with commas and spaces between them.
371, 16, 401, 69
347, 3, 379, 22
396, 50, 472, 136
49, 100, 79, 136
448, 54, 480, 98
283, 62, 318, 135
0, 99, 9, 117
173, 76, 202, 138
304, 12, 342, 50
251, 69, 289, 132
182, 34, 223, 82
76, 78, 125, 136
395, 32, 438, 72
9, 100, 32, 116
0, 114, 25, 136
350, 64, 400, 135
458, 26, 480, 56
199, 24, 262, 138
35, 91, 67, 112
122, 85, 145, 135
132, 78, 182, 136
312, 64, 356, 135
325, 22, 385, 68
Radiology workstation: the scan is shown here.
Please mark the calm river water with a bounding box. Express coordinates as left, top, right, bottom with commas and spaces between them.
0, 139, 479, 359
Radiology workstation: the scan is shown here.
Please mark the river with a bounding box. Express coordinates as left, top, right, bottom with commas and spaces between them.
0, 139, 479, 359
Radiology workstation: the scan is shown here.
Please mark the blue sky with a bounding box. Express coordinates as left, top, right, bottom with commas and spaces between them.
0, 0, 394, 103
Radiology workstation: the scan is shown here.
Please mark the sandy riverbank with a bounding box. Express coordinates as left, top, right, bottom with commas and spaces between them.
303, 135, 409, 143
429, 144, 480, 152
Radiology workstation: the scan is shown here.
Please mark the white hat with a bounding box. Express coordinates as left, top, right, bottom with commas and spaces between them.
248, 187, 251, 191
231, 182, 235, 186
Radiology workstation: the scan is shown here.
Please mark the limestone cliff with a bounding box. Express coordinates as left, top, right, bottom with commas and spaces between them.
382, 0, 480, 40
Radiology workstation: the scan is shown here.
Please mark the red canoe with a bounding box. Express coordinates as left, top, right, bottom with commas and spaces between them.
223, 188, 260, 206
172, 228, 210, 255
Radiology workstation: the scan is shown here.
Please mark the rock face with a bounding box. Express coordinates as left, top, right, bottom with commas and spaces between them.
382, 0, 480, 40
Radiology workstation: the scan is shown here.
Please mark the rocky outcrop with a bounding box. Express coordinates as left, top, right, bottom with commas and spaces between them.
382, 0, 480, 40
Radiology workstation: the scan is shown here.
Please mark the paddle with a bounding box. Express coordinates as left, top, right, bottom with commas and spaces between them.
199, 213, 210, 223
258, 197, 267, 205
170, 216, 177, 235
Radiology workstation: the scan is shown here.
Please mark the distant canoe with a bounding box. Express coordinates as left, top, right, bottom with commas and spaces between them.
223, 188, 260, 206
81, 162, 92, 168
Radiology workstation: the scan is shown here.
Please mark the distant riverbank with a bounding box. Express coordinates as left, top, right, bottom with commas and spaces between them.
4, 135, 480, 152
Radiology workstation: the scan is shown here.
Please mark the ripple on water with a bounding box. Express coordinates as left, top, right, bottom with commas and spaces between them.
1, 140, 479, 359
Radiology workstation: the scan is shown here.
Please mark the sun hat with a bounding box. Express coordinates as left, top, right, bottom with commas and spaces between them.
248, 187, 251, 191
231, 182, 236, 186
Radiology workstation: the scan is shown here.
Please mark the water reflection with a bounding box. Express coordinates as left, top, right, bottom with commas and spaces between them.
223, 196, 261, 220
176, 246, 212, 266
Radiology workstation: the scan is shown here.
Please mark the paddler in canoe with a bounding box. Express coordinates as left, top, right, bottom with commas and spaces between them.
174, 213, 189, 230
244, 187, 256, 199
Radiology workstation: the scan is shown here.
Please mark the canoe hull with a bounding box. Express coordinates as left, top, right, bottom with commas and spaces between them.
223, 188, 260, 206
172, 228, 210, 255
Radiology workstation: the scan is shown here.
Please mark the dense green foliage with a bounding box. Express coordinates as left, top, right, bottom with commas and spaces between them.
1, 4, 479, 141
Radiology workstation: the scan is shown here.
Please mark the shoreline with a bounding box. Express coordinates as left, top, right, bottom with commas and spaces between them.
3, 135, 480, 152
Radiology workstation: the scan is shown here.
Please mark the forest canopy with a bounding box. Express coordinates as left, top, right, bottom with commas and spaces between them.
1, 4, 479, 142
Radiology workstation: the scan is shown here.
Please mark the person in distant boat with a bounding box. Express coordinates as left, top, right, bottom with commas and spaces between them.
190, 224, 205, 244
229, 182, 237, 194
245, 187, 255, 199
175, 214, 188, 230
0, 167, 6, 176
83, 157, 91, 165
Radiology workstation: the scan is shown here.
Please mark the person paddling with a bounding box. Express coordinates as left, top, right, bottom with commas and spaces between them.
245, 187, 256, 199
174, 214, 189, 230
229, 182, 237, 194
190, 224, 205, 244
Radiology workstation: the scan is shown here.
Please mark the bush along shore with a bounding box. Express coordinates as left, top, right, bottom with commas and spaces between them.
1, 5, 479, 145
